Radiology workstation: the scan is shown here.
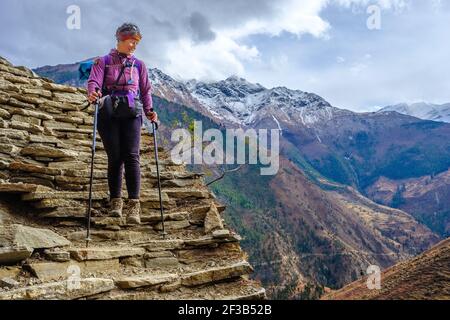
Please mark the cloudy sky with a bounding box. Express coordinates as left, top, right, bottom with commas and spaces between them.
0, 0, 448, 111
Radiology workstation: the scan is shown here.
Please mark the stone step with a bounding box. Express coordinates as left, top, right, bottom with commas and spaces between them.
175, 241, 244, 265
64, 228, 241, 252
1, 251, 256, 296
91, 211, 190, 228
0, 128, 30, 141
66, 230, 160, 243
48, 161, 104, 170
153, 220, 192, 231
140, 190, 171, 203
1, 254, 258, 299
218, 285, 266, 300
8, 161, 62, 176
136, 233, 243, 251
0, 266, 21, 279
134, 239, 185, 251
59, 169, 107, 179
2, 106, 53, 121
160, 179, 199, 188
140, 172, 204, 181
68, 247, 146, 261
37, 203, 180, 220
180, 261, 253, 287
0, 182, 38, 193
33, 198, 92, 209
90, 273, 263, 300
141, 211, 190, 223
20, 144, 78, 159
0, 278, 114, 300
21, 187, 109, 201
182, 234, 242, 247
0, 246, 33, 265
141, 158, 184, 167
174, 172, 205, 179
26, 259, 120, 282
164, 188, 211, 199
114, 273, 178, 290
40, 207, 89, 218
43, 248, 71, 262
0, 224, 71, 255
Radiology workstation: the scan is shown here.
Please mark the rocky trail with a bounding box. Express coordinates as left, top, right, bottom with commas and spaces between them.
0, 56, 265, 300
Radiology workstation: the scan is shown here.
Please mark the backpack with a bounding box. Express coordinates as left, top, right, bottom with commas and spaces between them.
78, 54, 143, 85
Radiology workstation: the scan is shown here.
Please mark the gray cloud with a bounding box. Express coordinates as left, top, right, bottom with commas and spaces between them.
0, 0, 448, 111
187, 12, 216, 44
0, 0, 276, 67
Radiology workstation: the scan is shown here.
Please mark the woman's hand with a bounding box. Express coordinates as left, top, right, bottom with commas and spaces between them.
88, 90, 102, 104
146, 111, 158, 123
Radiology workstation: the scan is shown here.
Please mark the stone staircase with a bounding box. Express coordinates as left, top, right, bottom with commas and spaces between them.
0, 56, 265, 300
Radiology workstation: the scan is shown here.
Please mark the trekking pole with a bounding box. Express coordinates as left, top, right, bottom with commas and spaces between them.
152, 121, 167, 239
85, 88, 100, 248
143, 116, 167, 239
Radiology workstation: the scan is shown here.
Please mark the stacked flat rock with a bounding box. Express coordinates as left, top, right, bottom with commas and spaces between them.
0, 56, 265, 300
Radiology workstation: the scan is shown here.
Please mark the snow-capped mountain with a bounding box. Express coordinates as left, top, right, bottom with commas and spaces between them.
33, 60, 450, 241
148, 70, 340, 128
378, 102, 450, 123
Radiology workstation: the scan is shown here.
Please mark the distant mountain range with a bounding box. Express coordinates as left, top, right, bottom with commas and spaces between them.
33, 61, 449, 299
378, 102, 450, 123
145, 68, 450, 239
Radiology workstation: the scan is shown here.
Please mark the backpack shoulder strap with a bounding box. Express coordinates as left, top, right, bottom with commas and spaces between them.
103, 54, 112, 66
136, 59, 142, 74
101, 54, 111, 92
133, 59, 144, 97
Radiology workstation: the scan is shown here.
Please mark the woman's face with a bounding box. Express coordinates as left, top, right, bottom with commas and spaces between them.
117, 39, 139, 55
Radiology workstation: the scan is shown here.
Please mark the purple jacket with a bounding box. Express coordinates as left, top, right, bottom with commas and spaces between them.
87, 48, 153, 114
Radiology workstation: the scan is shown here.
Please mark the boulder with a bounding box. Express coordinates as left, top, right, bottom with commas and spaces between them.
0, 246, 33, 265
12, 224, 71, 250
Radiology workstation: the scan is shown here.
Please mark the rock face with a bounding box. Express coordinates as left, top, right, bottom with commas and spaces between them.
0, 56, 264, 300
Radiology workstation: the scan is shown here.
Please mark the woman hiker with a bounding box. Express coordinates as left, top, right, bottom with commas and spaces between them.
86, 23, 158, 224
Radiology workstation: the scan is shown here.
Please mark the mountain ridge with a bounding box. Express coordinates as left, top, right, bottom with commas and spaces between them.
323, 237, 450, 300
29, 58, 449, 298
378, 102, 450, 123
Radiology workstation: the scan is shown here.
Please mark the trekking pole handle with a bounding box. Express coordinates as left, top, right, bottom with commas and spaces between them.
95, 87, 100, 100
91, 87, 100, 105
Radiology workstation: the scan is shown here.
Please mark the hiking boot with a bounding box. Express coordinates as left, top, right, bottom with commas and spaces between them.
126, 199, 141, 225
109, 198, 123, 217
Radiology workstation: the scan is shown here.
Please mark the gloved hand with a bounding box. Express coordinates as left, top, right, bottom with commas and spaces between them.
88, 90, 102, 104
146, 110, 158, 123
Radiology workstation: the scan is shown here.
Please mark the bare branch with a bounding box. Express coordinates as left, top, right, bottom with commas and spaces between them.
206, 165, 244, 186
